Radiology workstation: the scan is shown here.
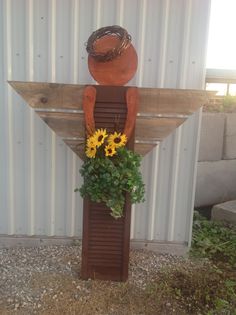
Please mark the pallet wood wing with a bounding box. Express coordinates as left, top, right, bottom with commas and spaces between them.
9, 81, 209, 157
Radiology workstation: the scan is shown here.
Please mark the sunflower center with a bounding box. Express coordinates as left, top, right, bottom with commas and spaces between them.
114, 137, 121, 143
91, 148, 95, 151
98, 135, 103, 142
108, 149, 112, 154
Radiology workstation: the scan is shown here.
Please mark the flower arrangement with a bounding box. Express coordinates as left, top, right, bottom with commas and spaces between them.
77, 129, 145, 218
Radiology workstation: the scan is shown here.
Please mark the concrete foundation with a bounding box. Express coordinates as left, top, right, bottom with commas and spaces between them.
196, 113, 236, 208
224, 113, 236, 160
195, 160, 236, 207
212, 200, 236, 224
198, 113, 225, 162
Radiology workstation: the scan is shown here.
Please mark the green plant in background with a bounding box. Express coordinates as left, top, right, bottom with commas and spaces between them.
191, 211, 236, 267
220, 95, 236, 112
223, 95, 236, 109
146, 264, 236, 315
76, 129, 145, 218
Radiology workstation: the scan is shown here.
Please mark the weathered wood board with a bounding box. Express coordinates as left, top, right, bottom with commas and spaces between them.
9, 81, 84, 110
9, 81, 209, 157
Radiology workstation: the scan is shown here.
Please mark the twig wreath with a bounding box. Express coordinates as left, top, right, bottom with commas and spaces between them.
86, 25, 132, 62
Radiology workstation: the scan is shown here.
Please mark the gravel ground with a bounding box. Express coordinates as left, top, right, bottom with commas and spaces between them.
0, 243, 189, 315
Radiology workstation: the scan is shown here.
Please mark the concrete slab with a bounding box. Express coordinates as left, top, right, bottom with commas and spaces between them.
195, 160, 236, 207
212, 200, 236, 224
198, 113, 225, 162
223, 113, 236, 159
0, 235, 188, 256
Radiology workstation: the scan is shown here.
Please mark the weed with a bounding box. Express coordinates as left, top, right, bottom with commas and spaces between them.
147, 263, 236, 314
191, 211, 236, 266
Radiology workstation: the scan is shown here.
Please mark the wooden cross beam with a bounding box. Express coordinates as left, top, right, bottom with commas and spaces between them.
9, 81, 209, 159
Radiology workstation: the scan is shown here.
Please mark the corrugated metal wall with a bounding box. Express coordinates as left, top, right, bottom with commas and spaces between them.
0, 0, 210, 244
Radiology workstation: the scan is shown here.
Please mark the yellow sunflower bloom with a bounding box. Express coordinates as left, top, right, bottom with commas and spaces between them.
86, 146, 96, 158
108, 132, 127, 148
86, 135, 96, 148
105, 145, 116, 157
93, 129, 108, 147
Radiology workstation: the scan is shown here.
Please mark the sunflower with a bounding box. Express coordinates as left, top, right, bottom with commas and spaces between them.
108, 132, 127, 148
86, 145, 97, 158
105, 144, 116, 157
92, 129, 108, 147
86, 135, 96, 148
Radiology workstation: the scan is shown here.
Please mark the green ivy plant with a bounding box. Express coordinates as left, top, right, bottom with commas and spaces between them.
191, 211, 236, 267
76, 129, 145, 219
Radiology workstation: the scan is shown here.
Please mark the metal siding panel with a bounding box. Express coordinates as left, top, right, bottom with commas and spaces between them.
29, 0, 51, 235
10, 0, 30, 235
3, 0, 15, 235
0, 0, 210, 243
164, 0, 184, 88
132, 152, 156, 240
34, 117, 51, 235
74, 159, 83, 237
119, 0, 140, 87
55, 0, 72, 84
53, 1, 72, 236
174, 111, 201, 242
11, 0, 27, 81
53, 139, 66, 236
140, 0, 163, 87
186, 0, 211, 88
76, 0, 95, 84
65, 152, 75, 236
0, 0, 8, 235
181, 0, 211, 244
33, 0, 50, 81
12, 94, 28, 235
186, 110, 202, 244
99, 0, 117, 26
154, 138, 176, 241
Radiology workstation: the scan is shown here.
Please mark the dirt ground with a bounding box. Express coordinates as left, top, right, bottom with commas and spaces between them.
0, 243, 235, 315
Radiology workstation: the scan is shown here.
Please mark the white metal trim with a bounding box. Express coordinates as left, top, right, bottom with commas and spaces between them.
27, 0, 35, 235
49, 0, 57, 236
3, 0, 14, 235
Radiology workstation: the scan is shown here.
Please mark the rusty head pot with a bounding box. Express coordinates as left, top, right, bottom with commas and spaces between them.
86, 25, 138, 86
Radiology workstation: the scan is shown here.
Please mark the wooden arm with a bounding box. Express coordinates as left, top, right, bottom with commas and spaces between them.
82, 85, 96, 135
124, 87, 139, 140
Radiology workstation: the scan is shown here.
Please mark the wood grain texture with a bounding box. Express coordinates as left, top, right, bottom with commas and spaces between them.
9, 81, 209, 158
9, 81, 84, 110
138, 88, 209, 115
36, 111, 184, 148
62, 139, 157, 156
135, 117, 185, 141
63, 139, 85, 160
134, 143, 157, 155
9, 81, 209, 115
36, 111, 85, 139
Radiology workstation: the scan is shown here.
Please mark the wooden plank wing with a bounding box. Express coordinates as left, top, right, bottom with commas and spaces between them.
9, 81, 84, 110
8, 81, 209, 158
